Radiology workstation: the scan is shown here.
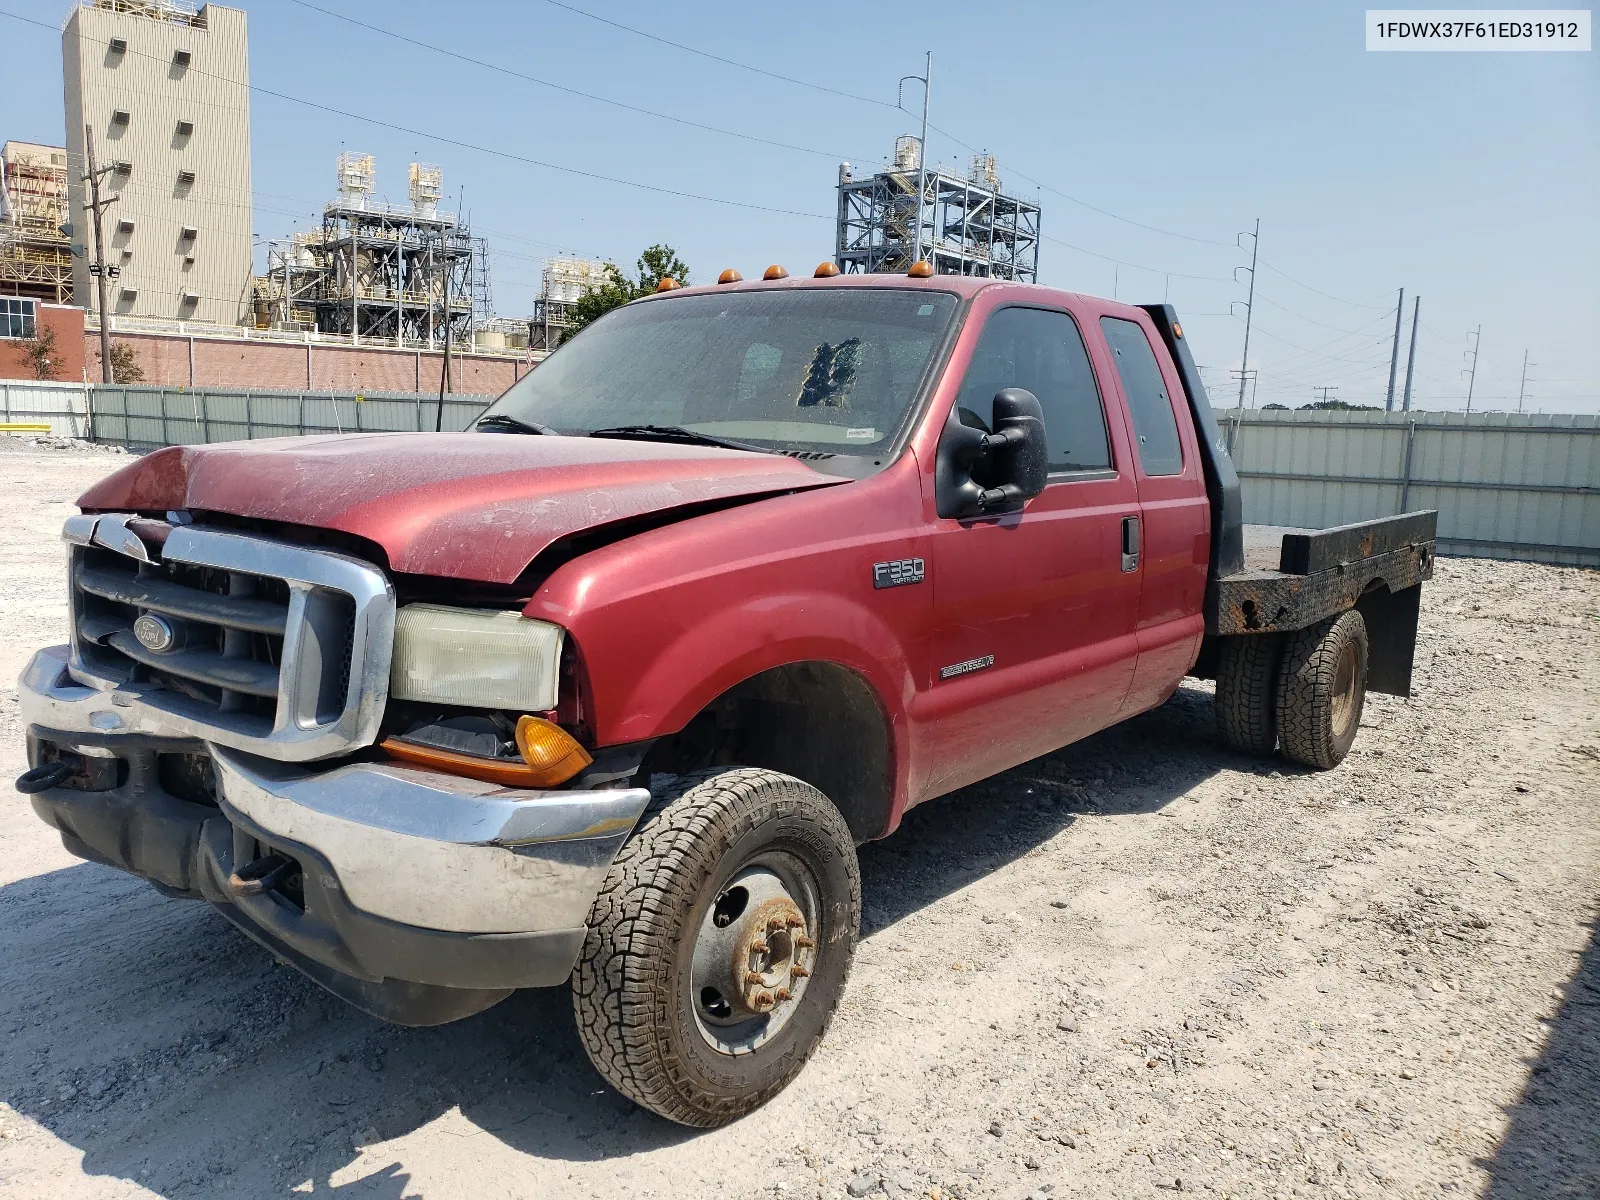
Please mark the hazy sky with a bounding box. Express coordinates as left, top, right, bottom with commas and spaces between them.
3, 1, 1596, 412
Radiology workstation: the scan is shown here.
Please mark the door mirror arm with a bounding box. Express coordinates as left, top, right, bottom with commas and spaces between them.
934, 388, 1050, 519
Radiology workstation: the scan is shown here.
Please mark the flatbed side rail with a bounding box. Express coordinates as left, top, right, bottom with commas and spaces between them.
1278, 510, 1438, 575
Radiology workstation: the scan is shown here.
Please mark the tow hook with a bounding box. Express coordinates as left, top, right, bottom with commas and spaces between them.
228, 853, 297, 897
15, 760, 77, 794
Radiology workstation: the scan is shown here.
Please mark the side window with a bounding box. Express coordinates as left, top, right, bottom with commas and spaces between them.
953, 307, 1111, 472
1099, 317, 1183, 476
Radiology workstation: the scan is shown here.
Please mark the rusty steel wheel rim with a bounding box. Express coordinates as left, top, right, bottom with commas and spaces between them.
1330, 640, 1360, 738
688, 855, 820, 1056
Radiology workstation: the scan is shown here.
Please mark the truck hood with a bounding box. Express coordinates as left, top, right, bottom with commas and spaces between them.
77, 432, 844, 584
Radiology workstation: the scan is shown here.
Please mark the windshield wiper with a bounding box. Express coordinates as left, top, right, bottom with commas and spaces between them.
475, 413, 559, 435
587, 425, 768, 453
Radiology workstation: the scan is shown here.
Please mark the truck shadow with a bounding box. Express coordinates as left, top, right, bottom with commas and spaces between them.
1481, 907, 1600, 1199
0, 683, 1252, 1195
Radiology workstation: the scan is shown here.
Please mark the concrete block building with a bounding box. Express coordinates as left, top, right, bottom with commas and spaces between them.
63, 1, 252, 327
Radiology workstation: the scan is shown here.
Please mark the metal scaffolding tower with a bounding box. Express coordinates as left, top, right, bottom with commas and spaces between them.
836, 139, 1040, 281
258, 154, 487, 347
530, 255, 611, 351
0, 142, 74, 304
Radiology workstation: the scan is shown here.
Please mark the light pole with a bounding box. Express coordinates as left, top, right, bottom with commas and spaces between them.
898, 53, 932, 268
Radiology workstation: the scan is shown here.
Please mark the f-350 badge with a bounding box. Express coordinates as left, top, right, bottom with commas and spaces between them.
873, 558, 924, 589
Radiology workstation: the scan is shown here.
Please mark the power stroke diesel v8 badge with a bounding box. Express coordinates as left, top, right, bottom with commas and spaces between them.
872, 558, 924, 589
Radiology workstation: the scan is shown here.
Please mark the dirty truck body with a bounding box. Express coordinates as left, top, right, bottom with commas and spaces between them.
16, 274, 1435, 1126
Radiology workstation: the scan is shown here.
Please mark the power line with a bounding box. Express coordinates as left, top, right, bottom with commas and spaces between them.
540, 0, 897, 108
1255, 260, 1391, 309
0, 8, 833, 223
284, 0, 869, 163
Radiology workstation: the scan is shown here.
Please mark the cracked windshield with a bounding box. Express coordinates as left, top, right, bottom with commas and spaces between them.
487, 288, 959, 456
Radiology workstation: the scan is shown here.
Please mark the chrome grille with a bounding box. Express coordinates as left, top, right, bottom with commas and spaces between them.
64, 515, 395, 761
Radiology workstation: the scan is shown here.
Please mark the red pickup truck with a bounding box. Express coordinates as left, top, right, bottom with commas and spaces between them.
16, 268, 1435, 1127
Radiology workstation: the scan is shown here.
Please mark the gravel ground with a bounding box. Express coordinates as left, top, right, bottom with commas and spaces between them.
1, 437, 1596, 1200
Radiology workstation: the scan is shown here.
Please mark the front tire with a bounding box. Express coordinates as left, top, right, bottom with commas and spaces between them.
572, 767, 860, 1127
1275, 609, 1368, 769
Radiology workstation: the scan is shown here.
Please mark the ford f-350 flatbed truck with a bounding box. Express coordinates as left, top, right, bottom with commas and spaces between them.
15, 267, 1435, 1126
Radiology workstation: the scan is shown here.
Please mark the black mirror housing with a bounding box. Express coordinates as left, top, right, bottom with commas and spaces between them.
934, 387, 1049, 518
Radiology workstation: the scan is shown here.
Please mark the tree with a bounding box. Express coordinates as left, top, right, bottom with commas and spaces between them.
108, 341, 145, 383
21, 325, 60, 381
1299, 399, 1378, 412
560, 244, 691, 343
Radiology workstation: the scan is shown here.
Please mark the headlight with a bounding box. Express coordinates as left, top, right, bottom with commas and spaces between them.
389, 604, 564, 712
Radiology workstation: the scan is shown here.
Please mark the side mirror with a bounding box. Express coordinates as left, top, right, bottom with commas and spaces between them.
935, 388, 1049, 519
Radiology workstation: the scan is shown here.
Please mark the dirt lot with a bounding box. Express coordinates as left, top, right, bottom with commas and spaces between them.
1, 436, 1596, 1200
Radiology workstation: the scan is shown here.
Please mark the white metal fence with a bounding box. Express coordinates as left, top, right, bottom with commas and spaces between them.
87, 385, 493, 447
0, 380, 91, 437
16, 387, 1595, 569
1225, 410, 1599, 567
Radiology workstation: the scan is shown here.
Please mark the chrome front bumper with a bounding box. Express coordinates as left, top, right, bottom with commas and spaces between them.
17, 645, 652, 1020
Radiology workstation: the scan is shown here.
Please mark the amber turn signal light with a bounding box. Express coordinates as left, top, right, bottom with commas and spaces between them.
907, 260, 933, 278
514, 715, 593, 786
813, 261, 840, 277
762, 264, 788, 280
717, 268, 742, 284
656, 277, 680, 292
381, 717, 593, 789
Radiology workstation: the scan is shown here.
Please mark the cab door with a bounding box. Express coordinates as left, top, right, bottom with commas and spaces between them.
1095, 312, 1210, 715
917, 304, 1144, 801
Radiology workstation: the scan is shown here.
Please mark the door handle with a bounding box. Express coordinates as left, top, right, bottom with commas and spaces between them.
1121, 515, 1141, 573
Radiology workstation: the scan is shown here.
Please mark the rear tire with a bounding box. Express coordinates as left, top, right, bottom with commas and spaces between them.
1275, 609, 1368, 770
1215, 633, 1284, 756
572, 767, 860, 1127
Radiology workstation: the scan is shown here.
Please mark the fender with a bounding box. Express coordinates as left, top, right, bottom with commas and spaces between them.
525, 466, 933, 811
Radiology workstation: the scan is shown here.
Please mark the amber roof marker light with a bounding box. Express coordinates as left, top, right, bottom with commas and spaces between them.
813, 261, 841, 278
1173, 322, 1184, 338
763, 264, 789, 280
907, 260, 933, 278
655, 277, 681, 292
717, 268, 743, 284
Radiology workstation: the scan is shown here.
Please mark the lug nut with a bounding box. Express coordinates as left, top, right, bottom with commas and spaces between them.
790, 964, 810, 978
794, 935, 815, 949
786, 915, 805, 928
745, 970, 763, 985
775, 987, 793, 1002
750, 938, 769, 954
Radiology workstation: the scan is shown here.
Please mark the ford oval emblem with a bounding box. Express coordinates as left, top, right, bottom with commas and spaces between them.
133, 613, 177, 653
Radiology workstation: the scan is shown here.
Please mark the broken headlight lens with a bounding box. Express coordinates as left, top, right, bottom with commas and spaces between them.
389, 604, 564, 713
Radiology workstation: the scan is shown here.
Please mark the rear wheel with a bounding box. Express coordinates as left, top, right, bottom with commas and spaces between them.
572, 767, 860, 1127
1275, 609, 1368, 770
1215, 633, 1284, 756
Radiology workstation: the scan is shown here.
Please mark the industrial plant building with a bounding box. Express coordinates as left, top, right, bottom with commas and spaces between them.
0, 141, 74, 305
62, 0, 254, 327
836, 136, 1040, 281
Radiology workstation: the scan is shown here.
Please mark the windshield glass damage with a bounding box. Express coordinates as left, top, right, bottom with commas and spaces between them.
483, 288, 959, 458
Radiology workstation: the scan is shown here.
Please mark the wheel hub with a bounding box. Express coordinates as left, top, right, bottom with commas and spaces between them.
1331, 640, 1359, 736
691, 866, 817, 1049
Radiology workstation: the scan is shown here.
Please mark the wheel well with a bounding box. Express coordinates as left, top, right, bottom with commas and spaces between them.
639, 662, 894, 843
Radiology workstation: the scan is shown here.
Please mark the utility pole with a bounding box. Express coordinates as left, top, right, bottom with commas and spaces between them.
1401, 294, 1420, 412
1234, 219, 1259, 414
435, 233, 450, 433
1517, 349, 1532, 413
1385, 287, 1404, 411
82, 124, 116, 384
1313, 385, 1339, 407
1463, 325, 1482, 413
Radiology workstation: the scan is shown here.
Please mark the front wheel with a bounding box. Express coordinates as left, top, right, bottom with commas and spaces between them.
572, 767, 860, 1127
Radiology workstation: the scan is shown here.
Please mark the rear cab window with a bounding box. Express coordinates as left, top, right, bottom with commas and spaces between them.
1099, 316, 1183, 477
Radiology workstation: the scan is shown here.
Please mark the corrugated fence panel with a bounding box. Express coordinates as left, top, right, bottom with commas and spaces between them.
0, 380, 90, 436
1227, 410, 1600, 567
87, 386, 495, 449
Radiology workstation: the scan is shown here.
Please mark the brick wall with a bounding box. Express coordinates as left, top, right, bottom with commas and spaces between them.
0, 303, 85, 382
83, 328, 527, 396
